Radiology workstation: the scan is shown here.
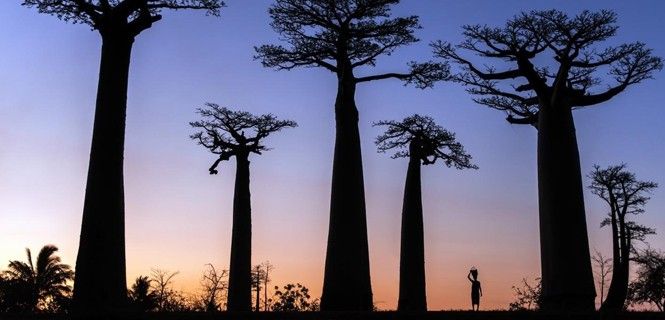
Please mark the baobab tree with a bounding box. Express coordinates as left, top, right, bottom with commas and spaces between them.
190, 103, 297, 312
588, 164, 657, 310
255, 0, 446, 310
433, 10, 662, 311
22, 0, 224, 313
375, 114, 476, 311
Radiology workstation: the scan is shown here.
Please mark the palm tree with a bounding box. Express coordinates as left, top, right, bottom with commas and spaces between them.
128, 276, 157, 312
2, 245, 74, 313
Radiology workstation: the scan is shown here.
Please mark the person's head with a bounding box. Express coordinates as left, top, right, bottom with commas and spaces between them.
470, 268, 478, 280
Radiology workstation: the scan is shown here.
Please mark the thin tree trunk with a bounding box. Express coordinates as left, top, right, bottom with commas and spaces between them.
397, 141, 427, 311
321, 68, 373, 311
227, 154, 252, 312
73, 32, 134, 314
255, 267, 260, 312
264, 268, 268, 311
537, 104, 596, 311
602, 215, 630, 310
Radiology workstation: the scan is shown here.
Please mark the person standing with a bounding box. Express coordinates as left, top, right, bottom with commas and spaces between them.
468, 268, 482, 311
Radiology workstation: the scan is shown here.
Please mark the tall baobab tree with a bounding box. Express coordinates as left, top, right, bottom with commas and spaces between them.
433, 10, 662, 311
255, 0, 446, 310
374, 114, 476, 311
588, 164, 657, 310
190, 103, 297, 312
22, 0, 224, 313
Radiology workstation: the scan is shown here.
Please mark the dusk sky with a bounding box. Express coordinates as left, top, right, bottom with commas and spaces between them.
1, 0, 664, 311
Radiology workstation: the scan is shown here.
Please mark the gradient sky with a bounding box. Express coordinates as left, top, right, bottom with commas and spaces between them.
1, 0, 665, 311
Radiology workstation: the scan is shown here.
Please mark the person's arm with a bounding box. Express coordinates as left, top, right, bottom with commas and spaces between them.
479, 282, 483, 296
467, 272, 473, 282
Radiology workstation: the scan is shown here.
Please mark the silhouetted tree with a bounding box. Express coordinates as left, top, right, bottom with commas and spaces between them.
374, 114, 476, 311
262, 261, 274, 311
191, 104, 296, 312
21, 0, 224, 314
127, 276, 157, 312
509, 277, 543, 311
196, 264, 228, 312
433, 10, 662, 311
1, 245, 74, 313
588, 164, 658, 311
150, 268, 179, 311
627, 248, 665, 311
592, 249, 613, 306
255, 1, 446, 310
251, 264, 267, 311
270, 283, 320, 312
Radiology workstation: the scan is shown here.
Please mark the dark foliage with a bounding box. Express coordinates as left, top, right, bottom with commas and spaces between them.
271, 283, 319, 312
0, 245, 73, 313
255, 0, 447, 87
509, 278, 543, 311
374, 114, 477, 169
190, 103, 298, 174
433, 9, 662, 127
128, 276, 158, 312
22, 0, 223, 35
628, 249, 665, 311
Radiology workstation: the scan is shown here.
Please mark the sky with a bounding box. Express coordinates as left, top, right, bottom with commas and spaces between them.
1, 0, 665, 311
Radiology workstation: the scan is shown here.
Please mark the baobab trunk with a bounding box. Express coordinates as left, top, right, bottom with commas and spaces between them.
602, 216, 630, 310
537, 104, 596, 311
227, 153, 252, 312
73, 32, 134, 313
321, 70, 373, 311
397, 141, 427, 311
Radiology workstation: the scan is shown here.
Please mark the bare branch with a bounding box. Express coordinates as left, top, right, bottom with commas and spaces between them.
374, 114, 477, 169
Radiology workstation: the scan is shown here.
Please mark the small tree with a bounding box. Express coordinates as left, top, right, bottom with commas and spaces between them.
588, 164, 658, 310
509, 277, 543, 311
255, 1, 446, 310
191, 104, 296, 312
197, 264, 228, 312
1, 245, 74, 313
150, 268, 179, 312
374, 114, 475, 311
22, 0, 224, 313
128, 276, 157, 312
270, 283, 319, 312
592, 250, 613, 306
262, 261, 275, 311
628, 249, 665, 311
251, 264, 265, 311
434, 10, 662, 311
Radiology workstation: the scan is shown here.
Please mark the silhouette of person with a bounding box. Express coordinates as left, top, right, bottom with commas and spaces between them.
468, 268, 482, 311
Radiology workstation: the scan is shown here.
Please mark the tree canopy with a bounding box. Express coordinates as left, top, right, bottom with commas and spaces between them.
22, 0, 224, 36
190, 103, 297, 174
374, 114, 477, 169
588, 163, 658, 241
255, 0, 447, 88
433, 9, 662, 126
